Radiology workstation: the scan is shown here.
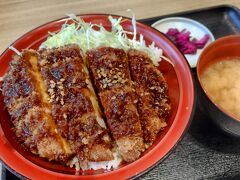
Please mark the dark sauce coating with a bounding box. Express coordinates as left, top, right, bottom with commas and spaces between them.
39, 45, 113, 162
2, 45, 171, 166
87, 47, 144, 162
2, 51, 69, 162
2, 53, 38, 150
99, 87, 142, 140
87, 47, 131, 92
128, 49, 171, 145
2, 55, 36, 116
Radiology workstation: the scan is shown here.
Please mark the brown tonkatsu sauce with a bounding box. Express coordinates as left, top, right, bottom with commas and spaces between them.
87, 47, 145, 162
128, 49, 171, 145
2, 50, 72, 162
2, 45, 171, 168
39, 45, 113, 163
2, 45, 114, 166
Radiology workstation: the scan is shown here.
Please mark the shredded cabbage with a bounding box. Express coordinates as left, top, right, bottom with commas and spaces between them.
40, 13, 167, 66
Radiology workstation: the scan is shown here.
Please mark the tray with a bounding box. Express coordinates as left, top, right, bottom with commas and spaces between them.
2, 4, 240, 180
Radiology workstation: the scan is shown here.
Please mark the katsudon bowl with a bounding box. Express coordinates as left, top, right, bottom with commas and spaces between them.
0, 14, 195, 179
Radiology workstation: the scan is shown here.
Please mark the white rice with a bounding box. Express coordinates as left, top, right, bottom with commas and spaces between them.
69, 151, 122, 171
88, 152, 122, 170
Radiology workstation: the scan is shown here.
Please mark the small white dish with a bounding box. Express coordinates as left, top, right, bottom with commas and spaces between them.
152, 17, 215, 68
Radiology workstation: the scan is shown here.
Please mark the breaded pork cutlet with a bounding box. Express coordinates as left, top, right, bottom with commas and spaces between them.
2, 50, 73, 162
128, 49, 171, 146
2, 45, 114, 169
38, 45, 113, 167
87, 47, 145, 162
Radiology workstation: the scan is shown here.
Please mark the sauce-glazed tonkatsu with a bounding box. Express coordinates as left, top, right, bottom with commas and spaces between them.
1, 44, 171, 170
38, 45, 114, 168
87, 47, 144, 162
128, 49, 171, 146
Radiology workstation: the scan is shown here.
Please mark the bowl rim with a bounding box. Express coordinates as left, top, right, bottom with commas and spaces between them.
0, 13, 195, 179
196, 35, 240, 123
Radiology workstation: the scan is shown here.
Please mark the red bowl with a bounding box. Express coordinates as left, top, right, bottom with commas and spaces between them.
0, 14, 195, 179
197, 35, 240, 137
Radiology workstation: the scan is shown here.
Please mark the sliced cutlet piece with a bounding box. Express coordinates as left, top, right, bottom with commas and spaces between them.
87, 47, 144, 162
2, 50, 73, 162
128, 49, 171, 146
39, 45, 113, 166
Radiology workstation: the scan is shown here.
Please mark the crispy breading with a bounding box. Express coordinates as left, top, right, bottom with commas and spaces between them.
2, 51, 72, 162
128, 49, 171, 145
2, 45, 170, 167
87, 47, 144, 162
39, 45, 113, 162
2, 45, 114, 165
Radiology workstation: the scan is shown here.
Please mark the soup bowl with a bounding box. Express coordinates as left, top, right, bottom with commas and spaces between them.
197, 35, 240, 137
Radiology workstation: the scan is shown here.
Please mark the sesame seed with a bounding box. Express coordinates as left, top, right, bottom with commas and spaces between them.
60, 78, 65, 82
145, 144, 150, 149
103, 84, 107, 89
40, 59, 47, 66
112, 80, 117, 84
108, 83, 112, 86
119, 64, 123, 68
102, 78, 107, 83
48, 89, 54, 94
51, 94, 55, 99
58, 86, 64, 90
60, 91, 65, 96
63, 113, 67, 119
111, 96, 116, 100
72, 78, 76, 83
150, 86, 155, 90
109, 63, 113, 68
82, 138, 88, 144
120, 79, 126, 84
85, 79, 89, 85
56, 97, 59, 102
50, 83, 55, 88
134, 100, 138, 103
50, 80, 55, 84
52, 62, 58, 67
60, 99, 64, 105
